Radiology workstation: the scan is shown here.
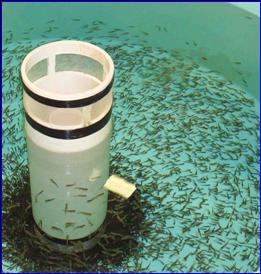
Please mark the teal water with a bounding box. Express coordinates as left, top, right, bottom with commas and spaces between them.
2, 19, 260, 272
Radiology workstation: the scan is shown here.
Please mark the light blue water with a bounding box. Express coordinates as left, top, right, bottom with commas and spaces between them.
2, 19, 260, 272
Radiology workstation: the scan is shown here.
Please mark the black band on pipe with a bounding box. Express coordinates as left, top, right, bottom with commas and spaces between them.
22, 76, 114, 108
25, 108, 112, 139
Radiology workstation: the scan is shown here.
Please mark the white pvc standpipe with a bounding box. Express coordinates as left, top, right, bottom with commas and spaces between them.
25, 119, 112, 240
21, 40, 114, 241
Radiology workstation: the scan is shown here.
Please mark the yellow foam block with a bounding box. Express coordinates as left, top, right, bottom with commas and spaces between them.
104, 174, 136, 199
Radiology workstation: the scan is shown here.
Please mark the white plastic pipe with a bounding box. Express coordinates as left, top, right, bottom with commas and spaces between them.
21, 40, 114, 241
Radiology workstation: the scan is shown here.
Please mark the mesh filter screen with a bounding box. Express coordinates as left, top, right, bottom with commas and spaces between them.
27, 59, 48, 82
55, 54, 104, 81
